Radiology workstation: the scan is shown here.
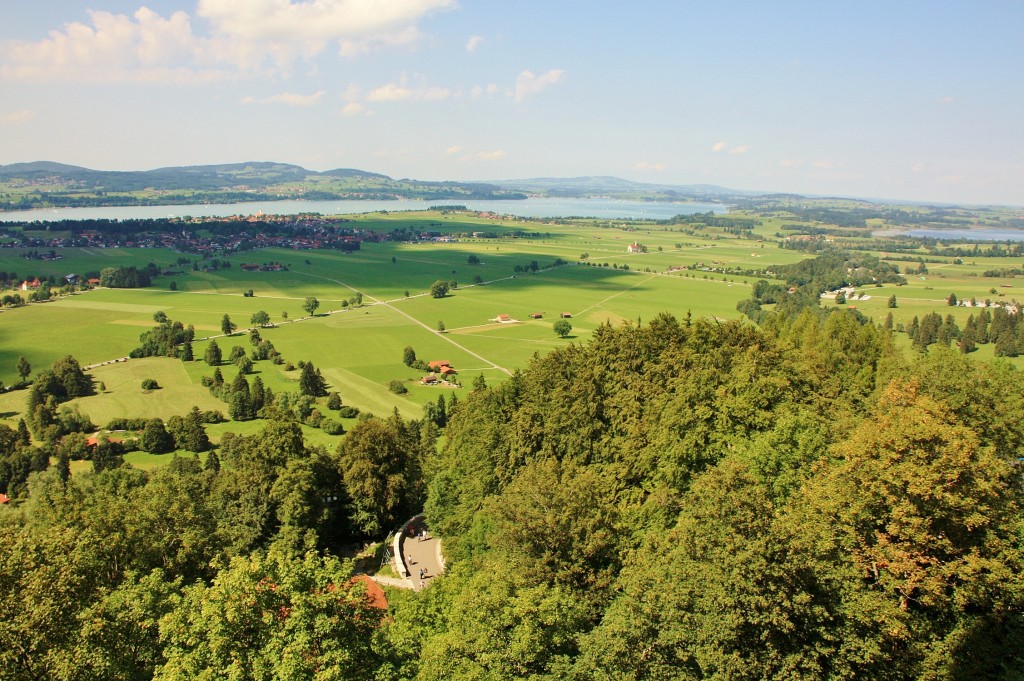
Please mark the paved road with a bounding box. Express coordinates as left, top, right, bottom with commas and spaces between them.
401, 519, 444, 590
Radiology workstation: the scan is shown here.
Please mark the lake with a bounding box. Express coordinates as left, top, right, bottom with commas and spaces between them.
0, 197, 728, 223
874, 227, 1024, 242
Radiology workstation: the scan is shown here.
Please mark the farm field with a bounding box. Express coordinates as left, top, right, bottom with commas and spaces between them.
2, 209, 1024, 459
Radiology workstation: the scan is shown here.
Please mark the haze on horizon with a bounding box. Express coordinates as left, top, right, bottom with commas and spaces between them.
1, 1, 1021, 206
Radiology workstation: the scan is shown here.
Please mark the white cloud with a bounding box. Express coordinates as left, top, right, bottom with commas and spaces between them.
935, 95, 955, 104
445, 145, 464, 156
779, 158, 802, 168
244, 90, 326, 106
514, 69, 565, 101
422, 86, 450, 101
813, 159, 843, 169
367, 76, 450, 102
0, 8, 226, 83
466, 35, 484, 52
728, 145, 749, 155
470, 83, 501, 99
711, 141, 727, 152
3, 1, 456, 82
367, 82, 415, 102
337, 26, 421, 57
634, 161, 667, 172
1, 110, 35, 124
340, 102, 370, 116
197, 0, 454, 42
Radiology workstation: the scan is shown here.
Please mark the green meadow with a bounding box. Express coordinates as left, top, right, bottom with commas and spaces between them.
2, 210, 1023, 449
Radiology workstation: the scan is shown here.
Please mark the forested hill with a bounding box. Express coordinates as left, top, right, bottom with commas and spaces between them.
0, 161, 527, 209
418, 310, 1024, 679
3, 309, 1024, 678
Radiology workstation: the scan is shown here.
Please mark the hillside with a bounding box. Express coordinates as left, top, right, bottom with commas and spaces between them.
491, 174, 761, 201
0, 161, 527, 210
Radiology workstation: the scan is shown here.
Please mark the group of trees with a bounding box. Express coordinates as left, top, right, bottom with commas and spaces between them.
131, 313, 195, 358
0, 408, 434, 678
402, 310, 1024, 679
24, 356, 94, 443
99, 265, 152, 288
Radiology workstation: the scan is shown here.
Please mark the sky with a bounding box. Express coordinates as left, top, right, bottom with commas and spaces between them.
1, 1, 1022, 206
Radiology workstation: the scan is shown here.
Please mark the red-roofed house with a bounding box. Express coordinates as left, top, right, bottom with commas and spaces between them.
427, 360, 451, 371
20, 278, 41, 291
440, 365, 457, 376
0, 493, 9, 504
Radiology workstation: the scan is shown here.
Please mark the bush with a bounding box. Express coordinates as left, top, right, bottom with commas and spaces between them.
141, 378, 160, 390
106, 417, 149, 431
387, 379, 409, 395
337, 406, 360, 418
201, 410, 226, 424
321, 418, 345, 435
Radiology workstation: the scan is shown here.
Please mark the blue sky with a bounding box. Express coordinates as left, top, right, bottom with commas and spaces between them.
1, 1, 1021, 205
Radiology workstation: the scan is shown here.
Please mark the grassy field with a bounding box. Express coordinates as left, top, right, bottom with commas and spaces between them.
3, 209, 1023, 462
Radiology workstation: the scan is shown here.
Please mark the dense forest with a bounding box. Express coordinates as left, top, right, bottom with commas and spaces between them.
3, 302, 1024, 678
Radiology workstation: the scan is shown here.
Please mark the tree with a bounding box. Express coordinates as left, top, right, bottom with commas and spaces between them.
303, 296, 320, 316
180, 341, 194, 362
141, 378, 160, 390
888, 294, 897, 308
429, 280, 450, 298
835, 290, 847, 304
235, 355, 253, 375
281, 310, 288, 321
337, 416, 421, 536
220, 314, 236, 336
250, 310, 270, 327
437, 320, 446, 333
141, 418, 175, 454
553, 319, 572, 338
403, 346, 417, 366
948, 293, 958, 306
467, 254, 480, 265
16, 356, 30, 385
299, 362, 328, 397
204, 340, 222, 367
327, 392, 342, 410
157, 549, 385, 680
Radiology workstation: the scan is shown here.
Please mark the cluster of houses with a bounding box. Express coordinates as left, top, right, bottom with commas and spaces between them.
17, 274, 99, 291
492, 311, 570, 324
420, 360, 458, 386
1, 216, 374, 255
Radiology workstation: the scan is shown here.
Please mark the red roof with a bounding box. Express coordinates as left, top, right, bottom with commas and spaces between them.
427, 360, 450, 369
350, 574, 389, 610
0, 493, 9, 504
440, 365, 457, 375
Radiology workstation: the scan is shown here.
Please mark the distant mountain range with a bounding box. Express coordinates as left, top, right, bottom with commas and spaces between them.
0, 161, 763, 210
490, 175, 761, 200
